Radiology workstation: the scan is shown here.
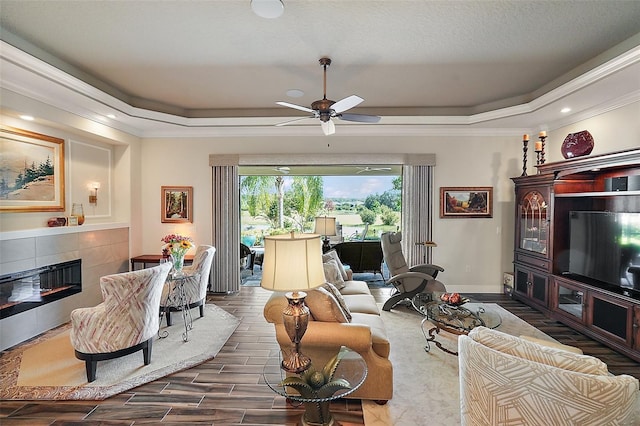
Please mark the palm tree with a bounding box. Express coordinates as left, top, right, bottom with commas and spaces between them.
288, 176, 324, 231
241, 175, 286, 228
241, 175, 324, 232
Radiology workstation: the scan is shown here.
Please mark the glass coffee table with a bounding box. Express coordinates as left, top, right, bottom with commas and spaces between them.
263, 346, 367, 426
412, 292, 502, 355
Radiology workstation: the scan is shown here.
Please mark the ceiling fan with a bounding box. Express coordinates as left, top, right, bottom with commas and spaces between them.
276, 58, 381, 135
273, 166, 290, 174
356, 166, 392, 174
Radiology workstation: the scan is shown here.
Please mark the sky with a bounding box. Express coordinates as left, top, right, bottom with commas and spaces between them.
322, 175, 396, 199
245, 175, 397, 200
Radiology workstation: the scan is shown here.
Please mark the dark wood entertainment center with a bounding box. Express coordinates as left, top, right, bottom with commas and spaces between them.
512, 148, 640, 362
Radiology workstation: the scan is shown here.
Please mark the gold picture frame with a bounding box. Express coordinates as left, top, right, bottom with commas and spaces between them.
0, 126, 65, 212
161, 186, 193, 223
440, 187, 493, 218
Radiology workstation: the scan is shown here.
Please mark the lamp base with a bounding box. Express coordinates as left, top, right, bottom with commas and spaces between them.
281, 291, 312, 373
322, 237, 331, 253
282, 350, 312, 374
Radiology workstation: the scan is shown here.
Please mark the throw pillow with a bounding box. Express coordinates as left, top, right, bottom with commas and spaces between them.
322, 259, 346, 289
322, 282, 352, 321
304, 287, 350, 323
322, 250, 349, 281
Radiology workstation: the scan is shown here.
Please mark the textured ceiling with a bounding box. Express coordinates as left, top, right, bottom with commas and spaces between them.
2, 0, 640, 120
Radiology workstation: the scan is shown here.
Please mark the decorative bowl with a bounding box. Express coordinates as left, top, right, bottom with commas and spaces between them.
439, 292, 469, 306
561, 130, 594, 159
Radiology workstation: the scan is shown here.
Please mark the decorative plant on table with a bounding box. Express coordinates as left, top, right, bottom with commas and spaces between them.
161, 234, 193, 276
279, 347, 352, 425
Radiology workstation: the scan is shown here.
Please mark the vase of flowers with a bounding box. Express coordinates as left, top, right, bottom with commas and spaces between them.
161, 233, 194, 276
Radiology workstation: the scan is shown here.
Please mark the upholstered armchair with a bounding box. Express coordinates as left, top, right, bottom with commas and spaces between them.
380, 231, 445, 311
459, 327, 640, 425
69, 262, 172, 382
161, 245, 215, 326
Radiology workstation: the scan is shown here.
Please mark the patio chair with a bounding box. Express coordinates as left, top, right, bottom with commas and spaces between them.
240, 243, 254, 274
380, 231, 445, 311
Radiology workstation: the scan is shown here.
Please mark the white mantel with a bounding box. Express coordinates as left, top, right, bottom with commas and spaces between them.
0, 222, 129, 241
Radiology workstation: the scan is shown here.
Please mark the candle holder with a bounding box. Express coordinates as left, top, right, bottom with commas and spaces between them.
521, 138, 529, 176
539, 135, 547, 164
534, 148, 542, 172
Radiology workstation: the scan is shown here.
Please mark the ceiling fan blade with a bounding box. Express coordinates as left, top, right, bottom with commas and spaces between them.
338, 113, 381, 123
275, 116, 314, 127
331, 95, 363, 113
321, 120, 335, 136
276, 101, 314, 113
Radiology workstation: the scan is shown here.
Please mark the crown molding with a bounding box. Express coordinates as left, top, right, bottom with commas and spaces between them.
1, 40, 639, 139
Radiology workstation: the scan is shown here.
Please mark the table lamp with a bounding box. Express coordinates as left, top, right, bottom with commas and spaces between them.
260, 232, 325, 373
314, 216, 337, 252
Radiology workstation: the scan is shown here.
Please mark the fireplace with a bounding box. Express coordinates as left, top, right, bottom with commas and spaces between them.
0, 259, 82, 319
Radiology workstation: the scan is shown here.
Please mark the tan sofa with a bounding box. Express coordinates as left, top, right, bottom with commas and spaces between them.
263, 264, 392, 402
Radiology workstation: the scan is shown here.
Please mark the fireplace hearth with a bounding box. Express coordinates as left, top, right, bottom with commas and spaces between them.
0, 259, 82, 319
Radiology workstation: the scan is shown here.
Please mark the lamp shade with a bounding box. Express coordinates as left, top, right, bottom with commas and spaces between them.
260, 233, 325, 292
314, 217, 337, 236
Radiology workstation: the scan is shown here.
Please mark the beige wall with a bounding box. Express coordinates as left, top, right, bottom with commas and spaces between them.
0, 113, 136, 232
137, 134, 519, 292
548, 102, 640, 160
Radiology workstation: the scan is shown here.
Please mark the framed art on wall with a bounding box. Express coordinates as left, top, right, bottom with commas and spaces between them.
0, 126, 65, 212
440, 187, 493, 218
161, 186, 193, 223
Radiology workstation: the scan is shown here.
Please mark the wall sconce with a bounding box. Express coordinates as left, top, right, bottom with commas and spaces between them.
88, 182, 100, 205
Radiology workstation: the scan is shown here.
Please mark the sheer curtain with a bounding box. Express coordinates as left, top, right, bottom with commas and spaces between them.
401, 163, 436, 267
210, 156, 240, 293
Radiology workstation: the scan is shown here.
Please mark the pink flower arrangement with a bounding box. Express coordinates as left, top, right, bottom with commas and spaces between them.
161, 234, 193, 257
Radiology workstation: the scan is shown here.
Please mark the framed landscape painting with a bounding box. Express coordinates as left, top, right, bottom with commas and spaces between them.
0, 126, 65, 212
161, 186, 193, 223
440, 187, 493, 218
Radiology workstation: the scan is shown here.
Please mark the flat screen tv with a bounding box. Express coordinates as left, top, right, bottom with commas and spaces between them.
568, 211, 640, 292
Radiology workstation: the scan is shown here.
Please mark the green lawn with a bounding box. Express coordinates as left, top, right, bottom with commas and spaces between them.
241, 210, 398, 245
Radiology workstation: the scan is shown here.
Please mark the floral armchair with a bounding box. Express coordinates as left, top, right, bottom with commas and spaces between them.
69, 262, 172, 382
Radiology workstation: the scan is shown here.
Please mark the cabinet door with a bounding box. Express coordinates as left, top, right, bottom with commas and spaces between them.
634, 305, 640, 352
530, 272, 548, 306
517, 189, 549, 256
514, 267, 530, 297
553, 278, 585, 323
587, 293, 634, 348
514, 265, 549, 307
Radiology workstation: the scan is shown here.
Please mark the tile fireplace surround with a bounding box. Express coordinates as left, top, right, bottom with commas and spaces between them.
0, 224, 129, 351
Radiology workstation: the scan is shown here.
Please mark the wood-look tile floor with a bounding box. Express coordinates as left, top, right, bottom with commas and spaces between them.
1, 286, 638, 425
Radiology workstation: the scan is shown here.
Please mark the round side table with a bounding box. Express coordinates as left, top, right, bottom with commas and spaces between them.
263, 346, 367, 426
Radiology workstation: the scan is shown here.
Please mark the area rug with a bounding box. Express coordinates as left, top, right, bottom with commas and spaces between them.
0, 303, 240, 400
362, 303, 557, 425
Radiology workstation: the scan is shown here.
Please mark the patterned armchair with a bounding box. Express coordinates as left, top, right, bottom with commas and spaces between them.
69, 262, 172, 382
459, 326, 640, 425
161, 245, 215, 326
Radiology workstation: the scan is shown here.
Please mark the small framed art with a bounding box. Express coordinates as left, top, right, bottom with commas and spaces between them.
440, 187, 493, 218
161, 186, 193, 223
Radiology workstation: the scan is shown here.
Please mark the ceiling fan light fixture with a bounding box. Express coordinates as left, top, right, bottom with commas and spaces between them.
251, 0, 284, 19
286, 89, 304, 98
